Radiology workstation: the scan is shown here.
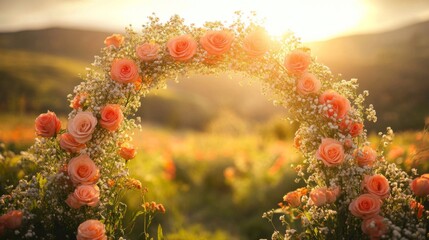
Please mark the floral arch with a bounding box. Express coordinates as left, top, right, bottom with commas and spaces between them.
0, 14, 428, 240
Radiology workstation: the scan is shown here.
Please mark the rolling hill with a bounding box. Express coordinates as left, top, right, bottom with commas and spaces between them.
1, 21, 429, 131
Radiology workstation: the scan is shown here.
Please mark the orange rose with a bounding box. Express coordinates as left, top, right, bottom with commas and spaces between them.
136, 43, 160, 62
77, 219, 107, 240
361, 215, 387, 239
70, 93, 87, 110
99, 104, 123, 132
167, 34, 197, 61
110, 58, 140, 84
104, 33, 124, 48
284, 49, 311, 75
349, 122, 363, 137
293, 134, 301, 149
310, 188, 327, 206
411, 174, 429, 197
59, 133, 86, 153
296, 73, 321, 95
35, 111, 61, 137
243, 29, 270, 57
68, 111, 97, 144
316, 138, 345, 167
319, 90, 351, 119
66, 184, 100, 209
355, 146, 377, 167
349, 194, 381, 219
340, 118, 363, 137
0, 210, 22, 230
283, 191, 301, 207
119, 142, 136, 160
200, 30, 234, 56
362, 174, 390, 199
67, 154, 100, 185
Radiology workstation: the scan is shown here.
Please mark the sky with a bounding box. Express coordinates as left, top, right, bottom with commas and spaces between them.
0, 0, 429, 42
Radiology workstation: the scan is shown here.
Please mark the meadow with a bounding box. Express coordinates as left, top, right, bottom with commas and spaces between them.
1, 114, 428, 239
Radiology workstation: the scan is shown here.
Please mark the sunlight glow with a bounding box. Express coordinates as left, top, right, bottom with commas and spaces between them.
75, 0, 366, 42
0, 0, 366, 42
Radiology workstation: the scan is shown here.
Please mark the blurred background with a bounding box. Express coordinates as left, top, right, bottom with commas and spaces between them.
1, 0, 429, 239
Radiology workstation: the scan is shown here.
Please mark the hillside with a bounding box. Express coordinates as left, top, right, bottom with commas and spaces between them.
308, 20, 429, 131
1, 21, 429, 131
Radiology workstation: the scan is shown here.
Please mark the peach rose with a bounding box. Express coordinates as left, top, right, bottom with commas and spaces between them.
136, 43, 160, 62
104, 33, 124, 48
243, 29, 270, 57
67, 154, 100, 185
77, 219, 107, 240
110, 58, 140, 84
68, 111, 97, 144
283, 191, 301, 207
60, 133, 86, 153
325, 186, 341, 203
296, 73, 321, 95
119, 142, 136, 160
319, 90, 351, 119
200, 30, 234, 56
362, 174, 390, 199
355, 146, 377, 167
319, 90, 349, 118
1, 210, 23, 230
66, 184, 100, 209
411, 174, 429, 197
361, 215, 387, 239
99, 104, 123, 132
167, 34, 197, 62
349, 194, 381, 219
316, 138, 345, 167
284, 49, 311, 75
310, 188, 327, 206
410, 200, 424, 219
344, 138, 354, 149
35, 111, 61, 137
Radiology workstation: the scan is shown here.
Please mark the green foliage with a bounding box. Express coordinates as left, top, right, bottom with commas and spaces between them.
157, 225, 164, 240
165, 225, 230, 240
0, 143, 37, 196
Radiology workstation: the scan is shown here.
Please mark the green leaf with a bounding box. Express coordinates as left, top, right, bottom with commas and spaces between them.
157, 224, 164, 240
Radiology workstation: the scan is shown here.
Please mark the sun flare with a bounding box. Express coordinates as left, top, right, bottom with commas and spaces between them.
163, 0, 367, 42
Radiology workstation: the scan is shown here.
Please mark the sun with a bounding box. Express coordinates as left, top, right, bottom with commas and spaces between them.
255, 0, 366, 41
